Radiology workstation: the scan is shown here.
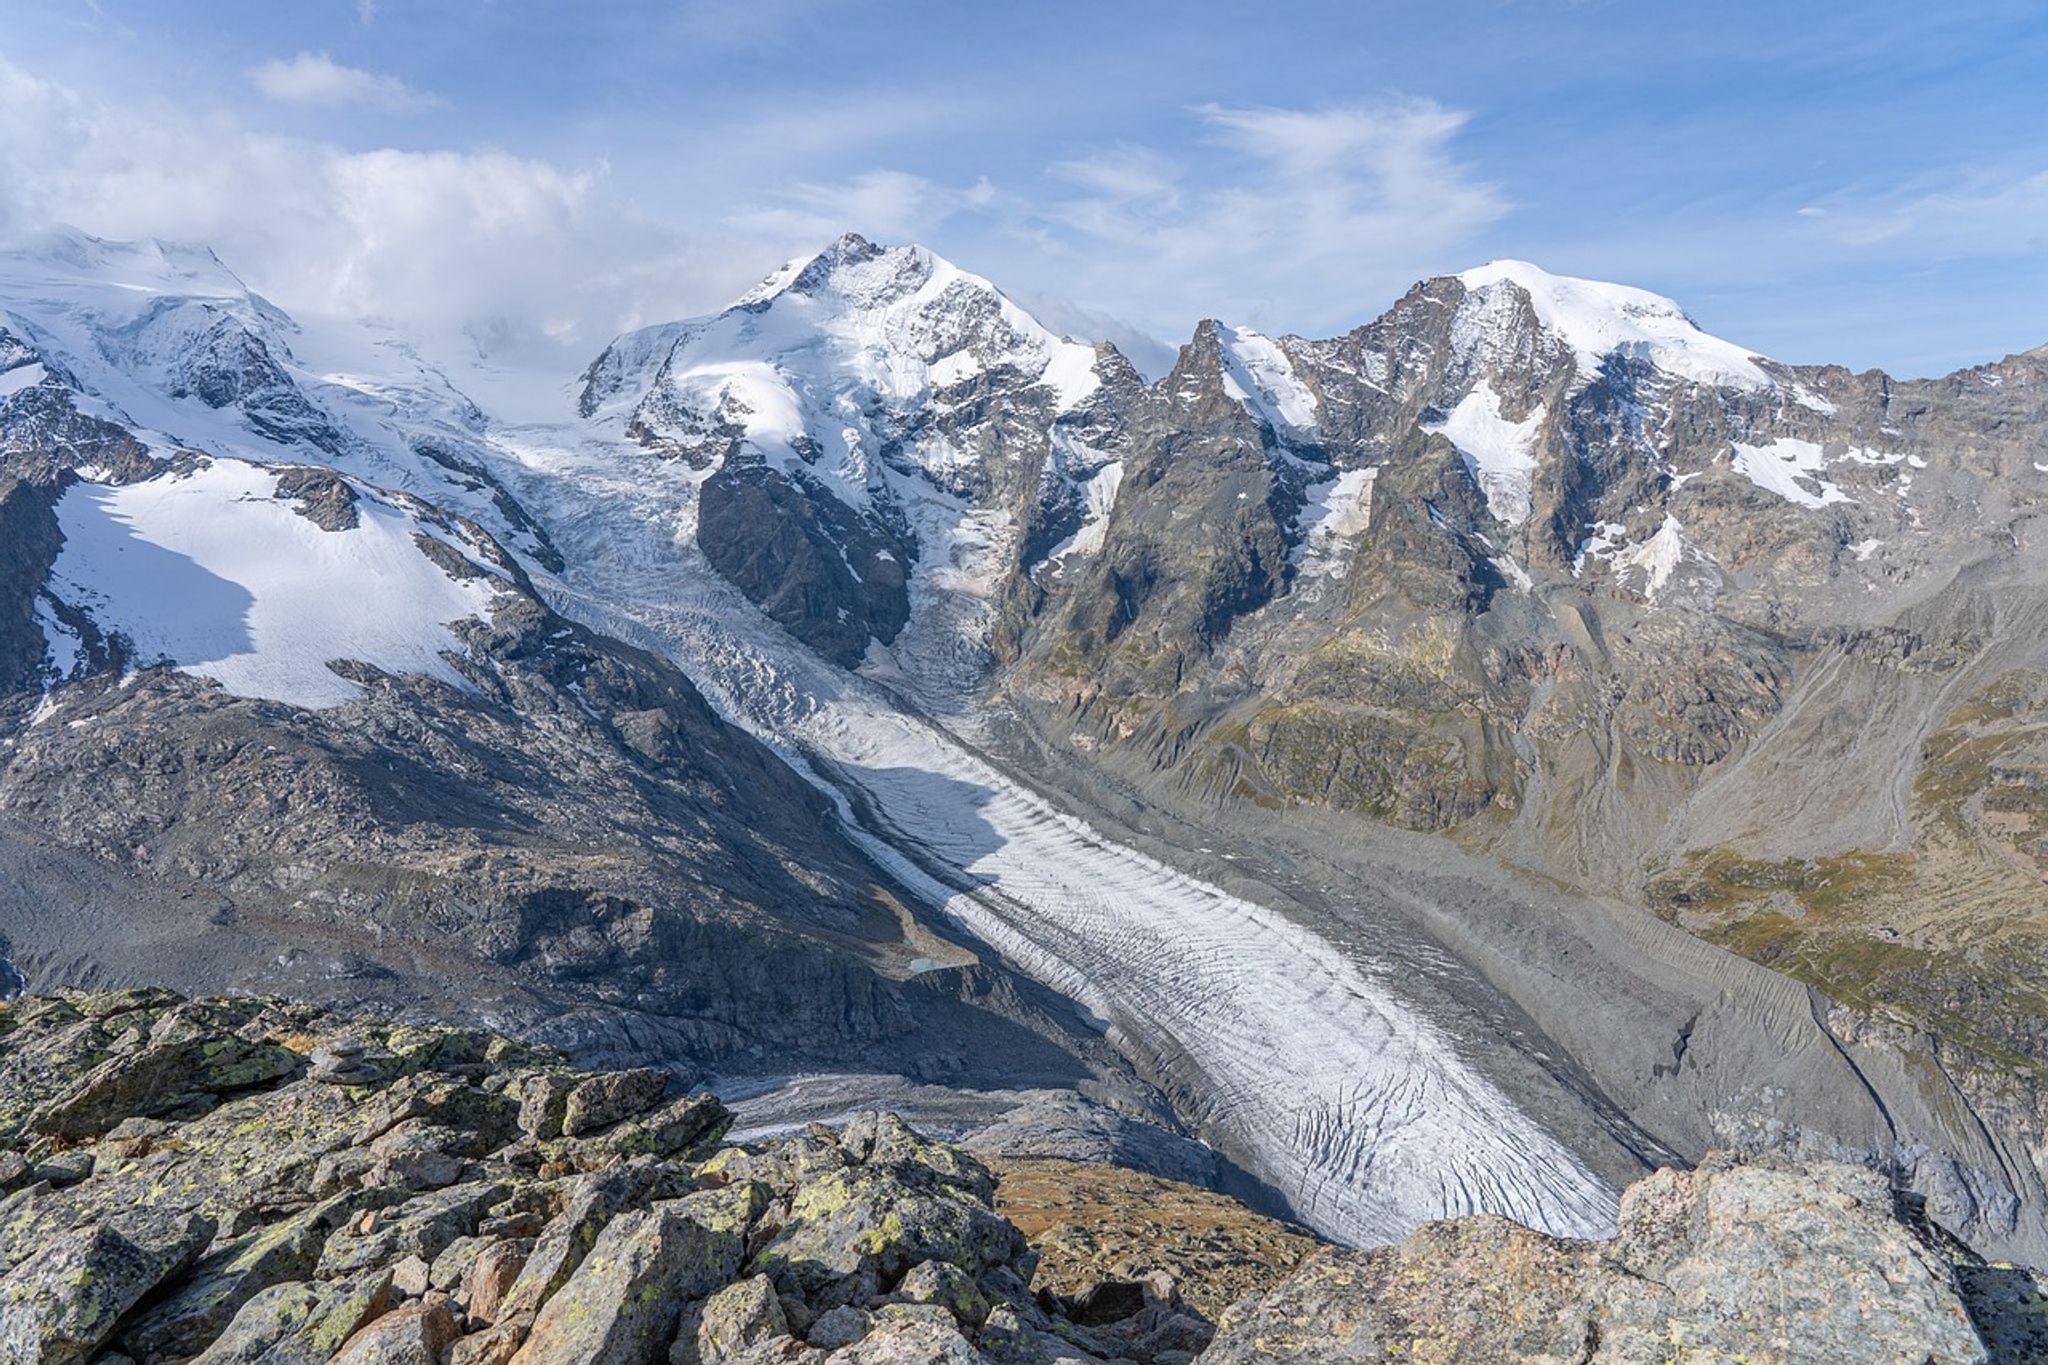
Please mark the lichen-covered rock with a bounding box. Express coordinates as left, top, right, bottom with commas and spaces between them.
0, 1213, 212, 1365
743, 1112, 1031, 1309
27, 1037, 301, 1141
462, 1238, 533, 1326
896, 1258, 990, 1329
583, 1092, 731, 1162
508, 1185, 761, 1364
120, 1197, 358, 1361
1204, 1152, 1992, 1365
513, 1074, 576, 1142
188, 1271, 395, 1365
1595, 1154, 1988, 1364
2, 991, 2016, 1365
691, 1274, 788, 1363
331, 1298, 459, 1365
558, 1068, 670, 1137
820, 1315, 983, 1362
805, 1305, 870, 1350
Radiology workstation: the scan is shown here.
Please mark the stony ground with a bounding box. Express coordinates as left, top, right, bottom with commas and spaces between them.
986, 1159, 1319, 1321
0, 988, 2040, 1364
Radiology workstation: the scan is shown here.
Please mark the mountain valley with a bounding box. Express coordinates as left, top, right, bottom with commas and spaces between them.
1, 224, 2045, 1284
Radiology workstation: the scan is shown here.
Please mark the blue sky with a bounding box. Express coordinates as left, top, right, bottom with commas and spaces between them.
0, 0, 2043, 375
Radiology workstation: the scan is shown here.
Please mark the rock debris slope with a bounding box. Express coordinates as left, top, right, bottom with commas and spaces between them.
0, 988, 2034, 1365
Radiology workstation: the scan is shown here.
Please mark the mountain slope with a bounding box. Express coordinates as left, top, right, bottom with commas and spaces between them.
574, 241, 2048, 1260
578, 232, 1142, 679
988, 258, 2048, 1259
0, 230, 1121, 1111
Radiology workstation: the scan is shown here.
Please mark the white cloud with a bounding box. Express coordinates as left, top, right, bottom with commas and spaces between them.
1801, 167, 2048, 255
0, 55, 722, 354
1034, 98, 1508, 335
0, 51, 1511, 368
250, 52, 443, 113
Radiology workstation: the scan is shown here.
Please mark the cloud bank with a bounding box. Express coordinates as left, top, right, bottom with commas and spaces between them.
250, 53, 445, 113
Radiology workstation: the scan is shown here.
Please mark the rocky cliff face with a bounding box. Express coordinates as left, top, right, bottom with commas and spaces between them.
0, 989, 2034, 1365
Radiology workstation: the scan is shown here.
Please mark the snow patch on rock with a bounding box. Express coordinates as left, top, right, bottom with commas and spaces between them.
1217, 325, 1319, 441
1037, 461, 1126, 574
1426, 382, 1545, 525
1292, 466, 1377, 579
1732, 438, 1853, 510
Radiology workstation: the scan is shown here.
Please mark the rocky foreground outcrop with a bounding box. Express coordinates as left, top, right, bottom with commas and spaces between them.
0, 988, 2041, 1364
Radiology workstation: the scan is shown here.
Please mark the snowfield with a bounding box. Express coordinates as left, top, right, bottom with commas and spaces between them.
488, 418, 1622, 1248
46, 458, 503, 707
1426, 381, 1546, 526
1458, 260, 1772, 391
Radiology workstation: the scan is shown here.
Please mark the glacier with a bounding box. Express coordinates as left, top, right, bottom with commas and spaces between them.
482, 414, 1623, 1247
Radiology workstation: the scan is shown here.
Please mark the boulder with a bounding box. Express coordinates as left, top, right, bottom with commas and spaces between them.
509, 1184, 762, 1364
0, 1214, 213, 1365
513, 1074, 576, 1142
463, 1238, 534, 1325
694, 1275, 788, 1363
805, 1306, 870, 1351
747, 1113, 1028, 1309
120, 1198, 353, 1361
559, 1069, 670, 1137
1203, 1153, 1991, 1365
823, 1315, 983, 1363
332, 1299, 460, 1365
895, 1259, 990, 1330
187, 1271, 395, 1365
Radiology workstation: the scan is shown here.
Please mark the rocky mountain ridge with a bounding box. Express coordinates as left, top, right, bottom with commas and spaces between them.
2, 987, 2037, 1365
571, 233, 2048, 1260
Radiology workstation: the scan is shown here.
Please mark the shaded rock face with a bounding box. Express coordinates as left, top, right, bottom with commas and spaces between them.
698, 461, 915, 668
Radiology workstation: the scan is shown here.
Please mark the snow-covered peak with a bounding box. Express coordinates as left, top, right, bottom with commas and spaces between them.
1455, 259, 1771, 392
736, 232, 940, 313
715, 233, 1101, 408
1216, 324, 1320, 442
581, 235, 1107, 481
0, 225, 255, 307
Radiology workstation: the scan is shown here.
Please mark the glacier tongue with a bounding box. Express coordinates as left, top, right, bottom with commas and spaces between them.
490, 420, 1622, 1248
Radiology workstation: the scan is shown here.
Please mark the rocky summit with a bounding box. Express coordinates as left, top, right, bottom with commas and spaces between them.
0, 987, 2038, 1365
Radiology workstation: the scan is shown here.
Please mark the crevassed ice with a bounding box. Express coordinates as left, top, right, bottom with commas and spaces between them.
493, 423, 1623, 1249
